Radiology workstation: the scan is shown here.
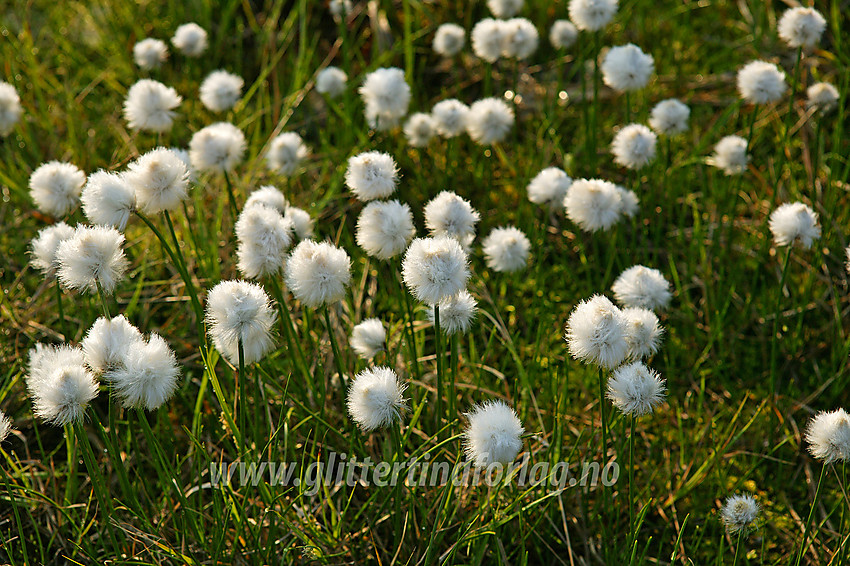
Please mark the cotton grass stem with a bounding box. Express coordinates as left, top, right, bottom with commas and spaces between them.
237, 336, 247, 452
769, 245, 793, 404
268, 276, 310, 384
435, 304, 443, 431
224, 170, 238, 220
55, 281, 68, 340
732, 530, 744, 566
95, 281, 110, 319
628, 414, 635, 542
323, 305, 347, 391
795, 463, 828, 566
598, 367, 608, 463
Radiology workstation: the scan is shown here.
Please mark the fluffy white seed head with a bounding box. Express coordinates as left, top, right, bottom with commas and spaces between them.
402, 236, 470, 304
404, 113, 437, 147
0, 411, 11, 443
172, 23, 208, 57
285, 240, 352, 308
316, 67, 348, 98
31, 222, 76, 278
569, 0, 618, 32
266, 132, 309, 176
56, 225, 128, 294
432, 99, 470, 138
483, 226, 530, 272
433, 23, 466, 57
649, 99, 690, 136
602, 44, 654, 92
81, 171, 136, 230
29, 161, 86, 217
424, 191, 480, 249
81, 315, 144, 374
347, 367, 407, 431
501, 18, 539, 60
528, 167, 572, 207
622, 307, 664, 359
189, 122, 246, 173
125, 147, 190, 214
27, 345, 98, 426
806, 409, 850, 464
359, 67, 411, 131
349, 318, 386, 359
329, 0, 353, 21
206, 280, 277, 365
487, 0, 523, 18
564, 178, 623, 232
550, 20, 578, 49
355, 199, 416, 260
200, 70, 244, 113
169, 147, 197, 182
807, 82, 839, 113
472, 18, 506, 63
464, 400, 524, 466
616, 186, 639, 217
246, 185, 288, 214
429, 289, 478, 335
466, 97, 515, 145
123, 79, 181, 133
0, 81, 23, 136
611, 123, 657, 169
345, 151, 399, 201
106, 333, 180, 410
721, 494, 760, 533
737, 60, 787, 105
778, 7, 826, 48
236, 204, 294, 278
133, 38, 168, 70
565, 294, 629, 369
710, 135, 749, 175
607, 362, 666, 416
285, 207, 314, 240
769, 202, 820, 249
612, 265, 672, 310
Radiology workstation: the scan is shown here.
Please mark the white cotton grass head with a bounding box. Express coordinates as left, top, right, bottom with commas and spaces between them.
404, 113, 437, 147
616, 186, 639, 217
501, 18, 539, 60
565, 294, 629, 369
433, 23, 466, 57
550, 20, 578, 50
171, 22, 208, 57
125, 147, 190, 214
169, 147, 197, 182
710, 135, 749, 175
56, 225, 128, 295
402, 236, 470, 304
528, 167, 572, 207
487, 0, 523, 18
424, 191, 481, 249
464, 400, 524, 466
81, 315, 144, 374
329, 0, 353, 21
432, 99, 470, 138
611, 123, 657, 169
769, 202, 820, 249
29, 161, 86, 218
189, 122, 246, 174
345, 151, 399, 201
569, 0, 618, 32
236, 204, 294, 278
349, 318, 386, 359
359, 67, 411, 131
564, 178, 623, 232
721, 494, 760, 534
106, 333, 180, 410
0, 411, 11, 443
27, 344, 97, 426
206, 280, 277, 365
31, 222, 76, 279
623, 307, 664, 359
347, 367, 407, 431
471, 18, 506, 63
285, 206, 314, 240
807, 82, 839, 114
0, 81, 23, 136
612, 265, 672, 310
285, 240, 352, 308
482, 226, 530, 272
81, 171, 136, 230
266, 132, 309, 176
246, 185, 288, 214
466, 97, 515, 145
649, 99, 690, 136
429, 289, 478, 336
28, 343, 86, 393
133, 38, 168, 70
737, 60, 787, 105
123, 79, 181, 133
355, 199, 416, 260
778, 7, 826, 49
601, 44, 654, 92
316, 67, 348, 98
200, 70, 244, 113
607, 362, 666, 416
805, 409, 850, 464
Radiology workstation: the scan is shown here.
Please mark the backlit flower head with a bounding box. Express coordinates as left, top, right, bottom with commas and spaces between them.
172, 23, 208, 57
564, 178, 623, 232
123, 79, 181, 133
356, 199, 416, 260
27, 344, 98, 426
31, 222, 76, 279
623, 307, 663, 359
737, 60, 786, 105
464, 400, 524, 466
612, 265, 672, 310
245, 185, 288, 214
106, 332, 180, 410
200, 70, 244, 113
169, 147, 197, 182
778, 7, 826, 49
769, 202, 820, 249
432, 99, 470, 138
501, 18, 538, 60
56, 225, 128, 294
329, 0, 352, 21
710, 135, 748, 175
472, 18, 506, 63
285, 240, 352, 308
189, 122, 246, 173
134, 38, 168, 70
607, 362, 665, 416
569, 0, 618, 32
616, 186, 639, 217
350, 318, 386, 359
404, 113, 437, 147
360, 67, 411, 131
482, 226, 530, 272
488, 0, 523, 18
466, 97, 515, 145
345, 151, 399, 201
0, 81, 23, 136
550, 20, 578, 49
721, 494, 760, 533
125, 147, 190, 214
429, 289, 478, 335
602, 44, 654, 92
236, 204, 294, 278
649, 99, 690, 136
806, 409, 850, 463
81, 171, 136, 230
402, 236, 470, 304
565, 294, 629, 369
424, 191, 480, 249
206, 280, 277, 365
611, 123, 657, 169
316, 67, 348, 98
434, 23, 466, 57
807, 82, 839, 113
347, 367, 407, 431
30, 161, 86, 217
266, 132, 309, 176
528, 167, 572, 207
81, 315, 144, 374
285, 206, 314, 240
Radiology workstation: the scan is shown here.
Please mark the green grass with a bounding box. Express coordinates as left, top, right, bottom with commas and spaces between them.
1, 0, 849, 563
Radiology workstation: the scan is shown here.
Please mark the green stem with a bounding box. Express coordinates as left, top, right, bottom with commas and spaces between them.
795, 464, 828, 566
591, 30, 601, 169
629, 414, 635, 542
435, 305, 443, 432
598, 367, 608, 465
769, 245, 793, 403
733, 530, 744, 566
95, 281, 111, 319
450, 333, 459, 423
395, 265, 421, 382
55, 280, 68, 339
224, 170, 239, 220
238, 337, 247, 454
268, 277, 310, 384
323, 305, 348, 392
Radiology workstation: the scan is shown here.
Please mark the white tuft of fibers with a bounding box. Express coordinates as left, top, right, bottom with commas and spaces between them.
81, 171, 136, 230
404, 113, 437, 147
565, 294, 629, 369
482, 226, 530, 272
106, 332, 180, 410
428, 289, 478, 335
611, 123, 657, 169
778, 7, 826, 49
806, 409, 850, 464
563, 178, 623, 232
528, 167, 572, 207
737, 60, 786, 105
0, 81, 23, 136
424, 191, 481, 249
31, 222, 76, 279
169, 147, 197, 182
266, 132, 309, 176
601, 44, 654, 92
501, 18, 539, 60
200, 70, 244, 113
622, 307, 664, 359
349, 318, 386, 359
612, 265, 672, 310
464, 400, 524, 466
466, 97, 515, 145
769, 202, 820, 249
189, 122, 246, 173
356, 199, 416, 260
569, 0, 618, 32
607, 361, 666, 416
550, 20, 578, 50
206, 280, 277, 365
487, 0, 523, 18
236, 203, 294, 278
27, 344, 98, 426
345, 151, 399, 201
81, 315, 144, 374
471, 18, 506, 63
649, 99, 690, 136
172, 23, 208, 57
329, 0, 352, 21
316, 67, 348, 98
432, 99, 470, 138
27, 343, 86, 394
0, 411, 11, 443
721, 494, 760, 534
433, 23, 466, 57
125, 147, 190, 214
807, 82, 839, 114
359, 67, 411, 131
402, 236, 470, 304
245, 185, 288, 214
347, 367, 407, 431
29, 161, 86, 218
133, 38, 168, 70
284, 206, 314, 240
285, 240, 352, 308
56, 225, 128, 295
123, 79, 181, 133
616, 186, 639, 217
710, 135, 748, 175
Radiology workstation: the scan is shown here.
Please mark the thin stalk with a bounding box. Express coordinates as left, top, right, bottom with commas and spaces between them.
625, 91, 631, 124
795, 464, 828, 566
74, 420, 120, 549
95, 281, 111, 319
163, 210, 203, 319
395, 265, 421, 382
402, 0, 414, 86
629, 414, 635, 541
435, 305, 443, 432
238, 337, 247, 454
733, 530, 744, 566
769, 245, 793, 403
224, 170, 239, 219
598, 367, 608, 464
323, 305, 348, 391
591, 30, 601, 169
778, 47, 803, 198
450, 333, 459, 423
55, 281, 68, 339
63, 424, 77, 505
268, 277, 310, 383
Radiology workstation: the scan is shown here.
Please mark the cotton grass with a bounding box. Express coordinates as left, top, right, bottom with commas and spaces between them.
29, 161, 86, 218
